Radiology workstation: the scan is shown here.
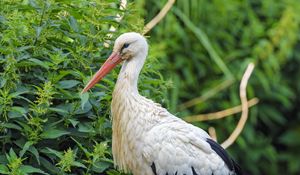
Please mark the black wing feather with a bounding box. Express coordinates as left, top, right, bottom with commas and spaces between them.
206, 138, 243, 175
151, 162, 157, 175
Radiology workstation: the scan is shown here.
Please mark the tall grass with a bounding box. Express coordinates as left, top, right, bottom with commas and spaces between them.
141, 0, 300, 174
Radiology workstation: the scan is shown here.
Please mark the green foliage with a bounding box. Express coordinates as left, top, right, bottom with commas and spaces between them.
2, 0, 300, 174
0, 0, 166, 174
141, 0, 300, 174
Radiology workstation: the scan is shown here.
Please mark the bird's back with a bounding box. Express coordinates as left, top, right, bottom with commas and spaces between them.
142, 113, 240, 175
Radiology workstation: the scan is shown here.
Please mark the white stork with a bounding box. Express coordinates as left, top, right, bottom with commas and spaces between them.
82, 32, 242, 175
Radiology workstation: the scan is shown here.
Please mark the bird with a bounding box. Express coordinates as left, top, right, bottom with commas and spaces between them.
82, 32, 242, 175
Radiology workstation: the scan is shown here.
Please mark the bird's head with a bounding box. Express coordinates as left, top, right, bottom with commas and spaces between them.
82, 32, 148, 93
114, 32, 148, 60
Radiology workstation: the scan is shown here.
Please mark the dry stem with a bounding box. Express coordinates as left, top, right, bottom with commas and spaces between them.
183, 98, 259, 122
143, 0, 176, 34
208, 127, 217, 142
221, 63, 255, 149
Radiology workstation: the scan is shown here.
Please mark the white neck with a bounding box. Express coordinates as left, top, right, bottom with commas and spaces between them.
115, 51, 147, 94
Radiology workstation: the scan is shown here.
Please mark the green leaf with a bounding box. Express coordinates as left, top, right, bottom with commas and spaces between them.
72, 161, 86, 169
92, 161, 111, 173
28, 146, 40, 165
68, 119, 79, 127
41, 148, 62, 158
49, 107, 68, 114
71, 137, 90, 157
40, 157, 61, 174
57, 80, 80, 89
1, 123, 22, 131
20, 165, 49, 175
8, 148, 17, 160
78, 122, 95, 133
8, 106, 27, 118
16, 46, 34, 52
35, 26, 43, 38
9, 88, 30, 98
80, 92, 89, 110
69, 16, 79, 32
40, 129, 70, 139
27, 58, 50, 69
0, 164, 9, 174
19, 141, 33, 158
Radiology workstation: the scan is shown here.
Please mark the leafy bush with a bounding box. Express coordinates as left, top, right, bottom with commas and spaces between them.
2, 0, 300, 175
0, 0, 167, 174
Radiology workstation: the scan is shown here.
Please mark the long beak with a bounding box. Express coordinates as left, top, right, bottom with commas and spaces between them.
81, 52, 122, 93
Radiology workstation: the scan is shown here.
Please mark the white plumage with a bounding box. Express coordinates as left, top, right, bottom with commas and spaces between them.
82, 32, 242, 175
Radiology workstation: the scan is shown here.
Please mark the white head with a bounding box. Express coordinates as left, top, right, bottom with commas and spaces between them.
114, 32, 148, 61
82, 32, 148, 93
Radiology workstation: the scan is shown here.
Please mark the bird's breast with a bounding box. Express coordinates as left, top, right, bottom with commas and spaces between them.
111, 92, 157, 173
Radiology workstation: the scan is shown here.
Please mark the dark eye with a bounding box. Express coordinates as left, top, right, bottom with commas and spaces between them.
123, 43, 130, 49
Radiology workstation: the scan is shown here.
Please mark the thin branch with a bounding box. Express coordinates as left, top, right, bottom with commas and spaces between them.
183, 98, 259, 122
179, 79, 234, 110
143, 0, 176, 34
208, 127, 217, 142
221, 63, 255, 149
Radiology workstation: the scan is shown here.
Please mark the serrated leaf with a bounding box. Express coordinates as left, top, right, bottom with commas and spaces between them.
71, 137, 90, 157
40, 157, 61, 174
9, 88, 30, 98
92, 161, 111, 173
72, 161, 86, 169
1, 123, 22, 131
76, 100, 92, 114
28, 146, 40, 165
8, 148, 17, 160
8, 106, 27, 118
49, 107, 68, 114
27, 58, 50, 69
68, 119, 79, 127
19, 141, 33, 158
78, 123, 95, 133
80, 92, 89, 110
57, 80, 80, 89
40, 129, 70, 139
20, 165, 49, 175
42, 148, 62, 158
0, 164, 9, 174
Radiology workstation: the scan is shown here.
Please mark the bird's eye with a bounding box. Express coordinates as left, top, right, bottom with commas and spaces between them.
123, 43, 130, 49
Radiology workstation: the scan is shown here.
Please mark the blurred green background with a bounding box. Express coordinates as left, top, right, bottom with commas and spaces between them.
0, 0, 299, 174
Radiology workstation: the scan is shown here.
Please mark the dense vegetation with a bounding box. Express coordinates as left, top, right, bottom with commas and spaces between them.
0, 0, 299, 174
0, 0, 162, 174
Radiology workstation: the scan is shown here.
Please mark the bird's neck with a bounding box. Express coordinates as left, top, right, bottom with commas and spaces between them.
114, 52, 146, 94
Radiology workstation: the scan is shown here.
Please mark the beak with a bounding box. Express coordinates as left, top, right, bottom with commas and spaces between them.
81, 52, 122, 93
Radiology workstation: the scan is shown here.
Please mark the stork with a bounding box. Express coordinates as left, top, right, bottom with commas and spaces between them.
82, 32, 242, 175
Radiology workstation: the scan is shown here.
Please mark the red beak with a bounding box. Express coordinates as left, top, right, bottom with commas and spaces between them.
81, 52, 122, 93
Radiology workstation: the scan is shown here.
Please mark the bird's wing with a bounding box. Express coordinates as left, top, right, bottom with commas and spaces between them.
142, 116, 239, 175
